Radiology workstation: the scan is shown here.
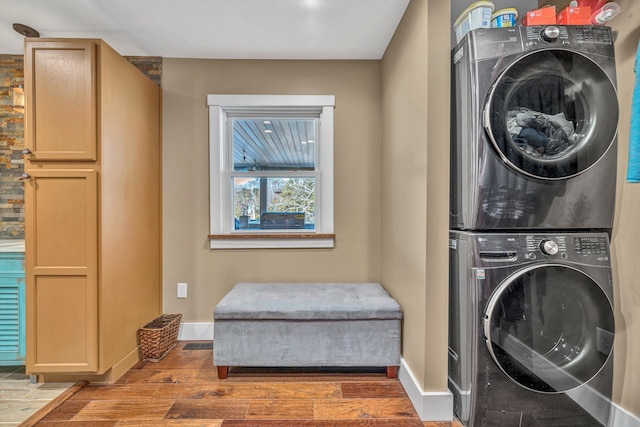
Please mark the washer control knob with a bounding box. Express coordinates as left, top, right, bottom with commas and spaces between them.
540, 239, 559, 256
541, 26, 560, 42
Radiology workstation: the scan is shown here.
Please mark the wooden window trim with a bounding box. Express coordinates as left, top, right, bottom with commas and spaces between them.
208, 233, 335, 240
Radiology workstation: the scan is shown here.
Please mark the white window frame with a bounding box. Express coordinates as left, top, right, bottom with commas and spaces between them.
208, 94, 335, 249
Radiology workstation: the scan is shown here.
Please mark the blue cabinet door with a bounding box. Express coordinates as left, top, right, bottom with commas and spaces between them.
0, 253, 26, 365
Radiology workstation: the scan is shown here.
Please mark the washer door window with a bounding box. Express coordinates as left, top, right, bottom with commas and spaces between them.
484, 265, 614, 393
484, 49, 618, 179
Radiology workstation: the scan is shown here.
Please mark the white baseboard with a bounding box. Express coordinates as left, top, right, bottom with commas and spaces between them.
609, 403, 640, 427
567, 378, 612, 425
399, 357, 453, 421
178, 322, 213, 341
564, 378, 640, 427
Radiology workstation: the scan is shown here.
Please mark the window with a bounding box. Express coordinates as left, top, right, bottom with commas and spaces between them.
208, 95, 335, 249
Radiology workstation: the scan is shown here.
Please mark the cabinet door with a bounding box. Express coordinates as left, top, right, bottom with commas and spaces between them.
25, 40, 97, 161
24, 170, 98, 373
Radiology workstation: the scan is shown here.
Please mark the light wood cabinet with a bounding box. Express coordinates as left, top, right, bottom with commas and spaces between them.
24, 169, 98, 372
23, 39, 162, 381
25, 40, 97, 161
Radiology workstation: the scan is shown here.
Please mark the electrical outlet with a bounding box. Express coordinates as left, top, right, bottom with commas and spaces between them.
596, 327, 614, 355
177, 282, 188, 299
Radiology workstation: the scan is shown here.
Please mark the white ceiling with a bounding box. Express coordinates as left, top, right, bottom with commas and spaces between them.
0, 0, 410, 59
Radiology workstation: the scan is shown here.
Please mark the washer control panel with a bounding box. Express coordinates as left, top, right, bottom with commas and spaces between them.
574, 236, 609, 255
470, 233, 610, 265
526, 235, 567, 258
540, 239, 559, 255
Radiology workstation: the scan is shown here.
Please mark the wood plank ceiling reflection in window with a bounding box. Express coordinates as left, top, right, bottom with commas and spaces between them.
232, 119, 316, 171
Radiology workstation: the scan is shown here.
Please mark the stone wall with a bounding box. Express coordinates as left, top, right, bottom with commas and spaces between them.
126, 56, 162, 87
0, 55, 24, 239
0, 54, 161, 239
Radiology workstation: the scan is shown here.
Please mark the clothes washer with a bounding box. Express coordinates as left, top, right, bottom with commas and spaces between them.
450, 26, 619, 230
448, 231, 615, 426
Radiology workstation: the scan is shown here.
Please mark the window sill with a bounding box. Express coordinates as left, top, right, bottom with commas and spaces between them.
207, 234, 335, 249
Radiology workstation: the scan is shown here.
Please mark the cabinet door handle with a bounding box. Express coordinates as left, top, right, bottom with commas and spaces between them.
22, 148, 32, 156
19, 173, 31, 181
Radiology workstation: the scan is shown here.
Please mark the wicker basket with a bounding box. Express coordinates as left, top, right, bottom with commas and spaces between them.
138, 314, 182, 362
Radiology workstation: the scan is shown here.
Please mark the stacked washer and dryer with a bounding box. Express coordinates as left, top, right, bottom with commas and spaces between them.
448, 25, 619, 426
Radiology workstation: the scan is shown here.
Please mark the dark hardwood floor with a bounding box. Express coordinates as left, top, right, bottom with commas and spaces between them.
32, 341, 463, 426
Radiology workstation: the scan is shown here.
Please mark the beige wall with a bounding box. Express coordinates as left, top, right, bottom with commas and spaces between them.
381, 0, 450, 391
609, 0, 640, 416
161, 0, 452, 399
160, 0, 640, 419
161, 59, 383, 320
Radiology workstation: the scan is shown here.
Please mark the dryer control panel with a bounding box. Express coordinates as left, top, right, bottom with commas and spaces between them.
574, 26, 614, 45
524, 25, 614, 47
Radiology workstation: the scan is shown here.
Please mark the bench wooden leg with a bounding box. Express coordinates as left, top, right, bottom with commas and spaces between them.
217, 366, 229, 379
386, 366, 398, 379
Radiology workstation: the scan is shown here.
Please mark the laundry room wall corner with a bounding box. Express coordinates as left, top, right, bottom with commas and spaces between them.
381, 0, 451, 419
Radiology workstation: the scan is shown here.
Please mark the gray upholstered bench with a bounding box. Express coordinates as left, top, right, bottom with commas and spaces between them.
213, 282, 402, 379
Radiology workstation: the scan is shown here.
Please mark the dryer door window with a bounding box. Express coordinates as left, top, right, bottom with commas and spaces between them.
483, 264, 614, 393
484, 49, 618, 180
